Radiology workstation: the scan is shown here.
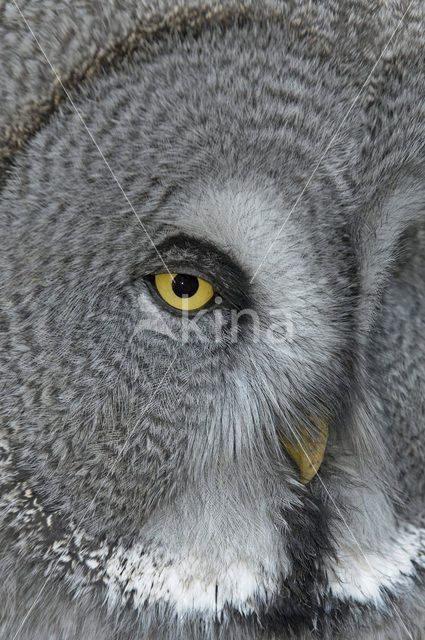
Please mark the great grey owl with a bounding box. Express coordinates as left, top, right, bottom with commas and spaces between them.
1, 1, 424, 639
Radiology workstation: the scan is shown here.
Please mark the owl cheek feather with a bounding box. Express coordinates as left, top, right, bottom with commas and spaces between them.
357, 176, 425, 342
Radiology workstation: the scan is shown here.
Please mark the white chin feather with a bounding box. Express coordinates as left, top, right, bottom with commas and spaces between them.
327, 524, 425, 607
92, 525, 425, 617
104, 546, 279, 616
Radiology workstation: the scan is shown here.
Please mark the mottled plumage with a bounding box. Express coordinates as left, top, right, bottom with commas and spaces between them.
0, 1, 424, 639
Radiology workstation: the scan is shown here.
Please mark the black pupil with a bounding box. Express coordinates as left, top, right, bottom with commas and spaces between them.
172, 274, 199, 298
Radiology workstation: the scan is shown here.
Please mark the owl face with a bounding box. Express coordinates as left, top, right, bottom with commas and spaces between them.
1, 16, 421, 640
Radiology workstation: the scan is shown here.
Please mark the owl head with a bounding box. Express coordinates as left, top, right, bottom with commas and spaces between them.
1, 4, 425, 639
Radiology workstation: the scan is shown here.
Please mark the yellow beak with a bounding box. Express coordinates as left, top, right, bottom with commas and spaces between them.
279, 417, 328, 484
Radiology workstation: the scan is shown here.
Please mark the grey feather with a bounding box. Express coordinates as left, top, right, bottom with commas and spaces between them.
0, 1, 424, 638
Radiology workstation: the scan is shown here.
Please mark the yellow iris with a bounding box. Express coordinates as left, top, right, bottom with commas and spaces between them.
154, 273, 215, 312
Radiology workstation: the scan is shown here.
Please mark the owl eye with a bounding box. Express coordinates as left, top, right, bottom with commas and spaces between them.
154, 273, 215, 311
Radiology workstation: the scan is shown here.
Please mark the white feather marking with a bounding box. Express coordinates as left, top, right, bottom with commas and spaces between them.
327, 525, 425, 606
100, 526, 425, 615
104, 543, 278, 616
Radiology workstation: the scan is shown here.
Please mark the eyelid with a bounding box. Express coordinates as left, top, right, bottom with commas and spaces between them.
144, 235, 251, 310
